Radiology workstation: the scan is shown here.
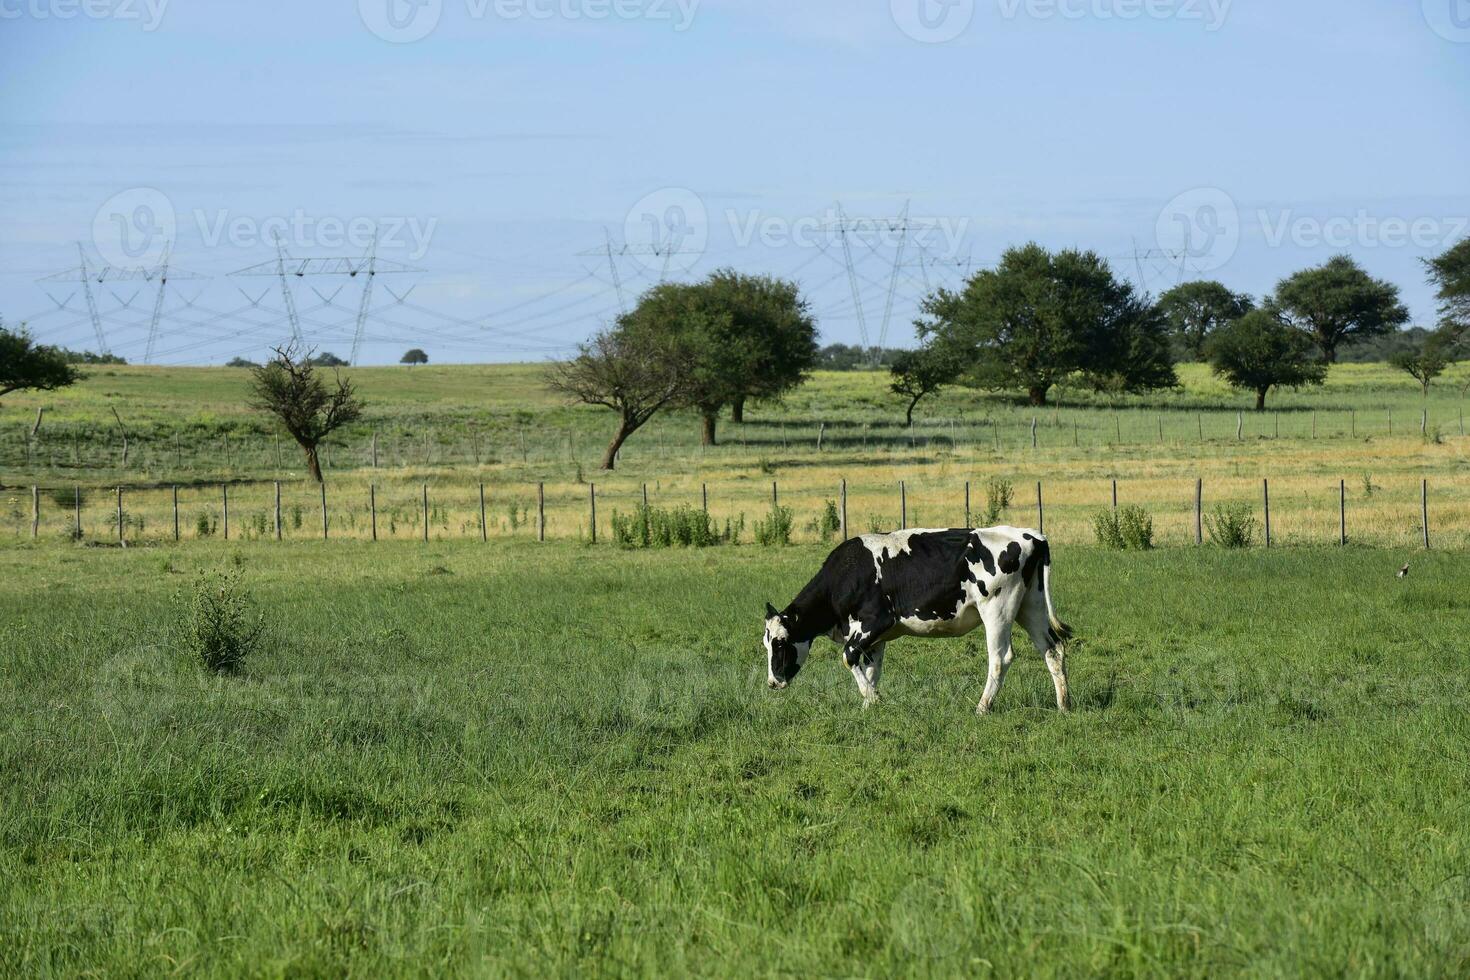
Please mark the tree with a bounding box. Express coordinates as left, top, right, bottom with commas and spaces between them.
1426, 238, 1470, 334
305, 351, 349, 367
917, 243, 1176, 406
1205, 310, 1326, 410
546, 315, 695, 471
1389, 328, 1458, 396
1157, 281, 1254, 361
890, 345, 963, 425
0, 322, 80, 399
224, 356, 258, 368
1272, 256, 1409, 364
400, 348, 429, 366
248, 345, 365, 482
687, 270, 817, 436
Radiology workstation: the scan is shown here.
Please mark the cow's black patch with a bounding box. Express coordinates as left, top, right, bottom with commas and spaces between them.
997, 541, 1023, 574
970, 537, 997, 577
1021, 539, 1048, 588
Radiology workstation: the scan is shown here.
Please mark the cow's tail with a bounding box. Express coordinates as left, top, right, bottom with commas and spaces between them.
1040, 558, 1073, 646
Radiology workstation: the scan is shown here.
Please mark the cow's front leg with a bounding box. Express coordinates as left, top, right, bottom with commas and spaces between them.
843, 612, 893, 708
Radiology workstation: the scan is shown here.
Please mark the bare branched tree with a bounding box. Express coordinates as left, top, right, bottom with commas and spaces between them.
249, 344, 364, 482
547, 326, 693, 470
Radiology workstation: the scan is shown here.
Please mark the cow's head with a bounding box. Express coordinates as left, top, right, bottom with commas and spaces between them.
764, 603, 810, 690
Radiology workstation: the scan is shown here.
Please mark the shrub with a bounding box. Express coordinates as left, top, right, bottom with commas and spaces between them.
1094, 505, 1154, 550
176, 568, 263, 675
611, 504, 720, 549
983, 477, 1014, 525
818, 500, 841, 542
49, 487, 83, 509
1204, 502, 1258, 549
195, 512, 216, 538
754, 505, 794, 547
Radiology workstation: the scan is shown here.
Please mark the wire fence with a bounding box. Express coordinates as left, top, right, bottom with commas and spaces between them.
4, 403, 1468, 480
5, 472, 1460, 551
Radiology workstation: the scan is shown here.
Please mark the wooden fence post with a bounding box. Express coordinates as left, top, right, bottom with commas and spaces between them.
371, 430, 378, 468
1236, 413, 1243, 440
422, 484, 430, 542
1421, 409, 1427, 437
1339, 479, 1346, 546
77, 485, 84, 541
537, 482, 546, 542
320, 482, 328, 540
171, 485, 178, 541
964, 480, 971, 528
701, 483, 708, 513
222, 484, 229, 540
1198, 414, 1204, 441
30, 486, 38, 539
274, 482, 282, 541
771, 481, 778, 509
642, 483, 649, 508
900, 481, 907, 528
1263, 478, 1271, 548
1312, 411, 1317, 439
1158, 415, 1164, 443
1351, 409, 1356, 439
817, 422, 826, 452
1112, 479, 1118, 513
1195, 478, 1203, 546
1387, 411, 1392, 437
1031, 417, 1038, 449
116, 487, 124, 544
480, 484, 488, 543
1036, 481, 1044, 534
371, 484, 378, 542
840, 479, 848, 539
589, 483, 596, 544
1423, 480, 1431, 551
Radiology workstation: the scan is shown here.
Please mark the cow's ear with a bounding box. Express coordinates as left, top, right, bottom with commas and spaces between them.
765, 602, 779, 620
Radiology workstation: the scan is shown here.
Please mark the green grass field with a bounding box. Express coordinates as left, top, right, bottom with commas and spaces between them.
3, 539, 1469, 976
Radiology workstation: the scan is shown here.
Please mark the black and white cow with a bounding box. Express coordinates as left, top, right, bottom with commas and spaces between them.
763, 526, 1072, 713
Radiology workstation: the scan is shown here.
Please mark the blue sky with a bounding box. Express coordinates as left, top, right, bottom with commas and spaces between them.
2, 0, 1467, 365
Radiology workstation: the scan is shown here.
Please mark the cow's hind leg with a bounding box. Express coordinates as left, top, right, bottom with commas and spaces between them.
1022, 591, 1070, 712
976, 616, 1015, 715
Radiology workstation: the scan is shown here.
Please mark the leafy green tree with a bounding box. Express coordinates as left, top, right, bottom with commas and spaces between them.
546, 309, 697, 470
1389, 327, 1458, 396
889, 345, 963, 424
305, 351, 349, 367
0, 322, 79, 398
1426, 238, 1470, 334
249, 345, 365, 482
1272, 256, 1409, 364
400, 348, 429, 366
1205, 310, 1326, 410
917, 243, 1175, 406
1157, 281, 1255, 361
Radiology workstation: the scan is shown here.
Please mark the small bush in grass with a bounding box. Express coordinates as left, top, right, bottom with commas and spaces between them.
176, 567, 263, 675
195, 512, 216, 538
983, 477, 1014, 525
611, 504, 719, 549
49, 487, 83, 509
818, 500, 841, 542
754, 505, 794, 546
1204, 503, 1258, 549
1094, 506, 1154, 550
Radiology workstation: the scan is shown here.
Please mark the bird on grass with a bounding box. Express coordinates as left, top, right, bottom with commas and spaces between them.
1397, 563, 1410, 580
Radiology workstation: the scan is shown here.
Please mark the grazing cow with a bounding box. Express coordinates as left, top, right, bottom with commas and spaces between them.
763, 526, 1072, 713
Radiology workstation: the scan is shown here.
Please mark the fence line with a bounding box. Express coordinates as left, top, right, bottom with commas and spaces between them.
11, 475, 1453, 550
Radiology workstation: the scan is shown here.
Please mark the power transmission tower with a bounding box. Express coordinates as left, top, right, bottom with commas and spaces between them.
877, 201, 911, 363
576, 233, 703, 313
36, 243, 206, 360
230, 239, 419, 356
834, 203, 871, 356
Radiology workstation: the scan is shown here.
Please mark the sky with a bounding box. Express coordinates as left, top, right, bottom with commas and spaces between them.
1, 0, 1467, 365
